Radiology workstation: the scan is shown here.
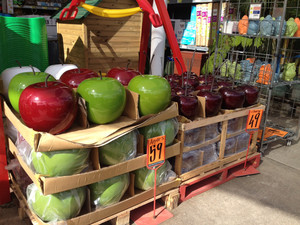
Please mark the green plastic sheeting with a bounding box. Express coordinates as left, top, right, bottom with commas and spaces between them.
0, 16, 49, 73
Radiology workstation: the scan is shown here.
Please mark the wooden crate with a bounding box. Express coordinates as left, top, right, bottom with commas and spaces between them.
57, 0, 142, 73
174, 104, 265, 182
10, 172, 180, 225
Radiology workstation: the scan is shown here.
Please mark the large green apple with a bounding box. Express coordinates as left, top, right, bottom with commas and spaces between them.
8, 72, 56, 113
31, 148, 90, 177
138, 118, 179, 148
127, 75, 171, 116
134, 161, 170, 191
27, 183, 86, 222
89, 173, 129, 207
77, 77, 126, 124
98, 130, 138, 166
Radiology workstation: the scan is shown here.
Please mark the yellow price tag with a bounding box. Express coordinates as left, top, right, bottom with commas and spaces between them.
146, 135, 166, 169
246, 109, 264, 132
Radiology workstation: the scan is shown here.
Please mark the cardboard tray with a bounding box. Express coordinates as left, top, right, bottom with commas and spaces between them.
8, 138, 181, 195
11, 171, 180, 225
3, 90, 179, 152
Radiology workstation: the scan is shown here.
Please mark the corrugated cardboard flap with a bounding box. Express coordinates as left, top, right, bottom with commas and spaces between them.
4, 100, 179, 152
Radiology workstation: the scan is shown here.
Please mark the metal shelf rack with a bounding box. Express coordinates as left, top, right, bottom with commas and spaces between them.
212, 0, 300, 152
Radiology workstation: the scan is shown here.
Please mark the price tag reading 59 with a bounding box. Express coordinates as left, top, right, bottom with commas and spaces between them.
246, 109, 264, 132
147, 135, 166, 169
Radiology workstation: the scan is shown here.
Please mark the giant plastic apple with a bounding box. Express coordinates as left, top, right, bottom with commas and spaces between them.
27, 183, 86, 222
8, 71, 56, 113
138, 118, 179, 147
77, 77, 126, 124
1, 65, 40, 99
127, 75, 171, 116
31, 148, 90, 177
134, 161, 170, 191
19, 77, 78, 134
89, 173, 129, 207
59, 68, 99, 88
107, 66, 141, 86
98, 130, 138, 166
44, 64, 78, 80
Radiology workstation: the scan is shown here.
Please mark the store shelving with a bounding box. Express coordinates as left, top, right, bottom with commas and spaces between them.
13, 4, 60, 10
212, 0, 300, 151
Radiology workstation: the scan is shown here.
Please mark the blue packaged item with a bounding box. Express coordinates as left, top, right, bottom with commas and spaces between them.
274, 16, 286, 36
180, 21, 196, 45
260, 15, 274, 36
247, 20, 259, 35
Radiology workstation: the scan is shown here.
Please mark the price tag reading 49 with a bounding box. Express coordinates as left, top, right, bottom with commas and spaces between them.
246, 109, 264, 133
147, 135, 166, 169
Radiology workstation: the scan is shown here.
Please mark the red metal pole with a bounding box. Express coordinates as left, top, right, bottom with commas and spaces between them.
0, 97, 11, 204
139, 0, 153, 74
154, 0, 186, 74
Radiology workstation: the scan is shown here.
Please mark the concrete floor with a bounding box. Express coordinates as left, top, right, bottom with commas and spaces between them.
1, 139, 299, 225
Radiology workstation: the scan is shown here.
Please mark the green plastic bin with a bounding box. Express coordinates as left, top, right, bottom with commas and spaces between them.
0, 16, 49, 73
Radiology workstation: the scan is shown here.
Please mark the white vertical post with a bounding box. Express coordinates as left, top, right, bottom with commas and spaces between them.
150, 0, 168, 76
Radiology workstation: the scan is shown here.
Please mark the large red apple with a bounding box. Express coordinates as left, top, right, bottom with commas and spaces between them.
177, 95, 198, 120
19, 76, 78, 134
107, 65, 141, 86
197, 91, 222, 117
59, 68, 99, 88
237, 85, 259, 106
219, 87, 245, 109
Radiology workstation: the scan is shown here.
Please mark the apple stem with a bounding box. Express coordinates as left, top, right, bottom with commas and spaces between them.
126, 59, 131, 70
29, 65, 35, 76
59, 58, 64, 65
16, 60, 22, 68
149, 54, 155, 75
232, 52, 239, 89
175, 57, 184, 89
45, 74, 51, 87
210, 76, 215, 92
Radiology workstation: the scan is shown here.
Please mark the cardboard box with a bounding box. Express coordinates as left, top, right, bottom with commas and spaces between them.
175, 104, 265, 181
11, 172, 180, 225
8, 138, 181, 195
4, 90, 179, 152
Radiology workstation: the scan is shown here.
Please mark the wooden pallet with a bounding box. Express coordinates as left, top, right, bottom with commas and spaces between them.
10, 174, 180, 225
179, 152, 261, 202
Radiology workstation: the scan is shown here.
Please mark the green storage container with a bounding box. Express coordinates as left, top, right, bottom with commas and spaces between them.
0, 16, 49, 73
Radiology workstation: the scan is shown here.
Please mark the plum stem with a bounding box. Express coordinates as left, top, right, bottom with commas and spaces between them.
45, 74, 51, 87
16, 60, 22, 68
29, 65, 35, 75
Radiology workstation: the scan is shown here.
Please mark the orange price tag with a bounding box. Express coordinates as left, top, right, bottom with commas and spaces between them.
146, 135, 166, 169
246, 109, 264, 132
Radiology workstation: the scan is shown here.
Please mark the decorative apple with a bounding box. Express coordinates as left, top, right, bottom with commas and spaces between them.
176, 94, 199, 120
219, 87, 246, 109
196, 83, 218, 92
44, 64, 78, 80
165, 74, 181, 83
197, 91, 222, 117
89, 173, 129, 207
1, 65, 41, 99
198, 75, 214, 84
217, 81, 234, 89
107, 61, 141, 86
77, 77, 126, 124
19, 75, 78, 134
237, 85, 260, 106
27, 183, 86, 222
127, 75, 171, 116
8, 70, 56, 113
179, 74, 200, 89
59, 68, 99, 88
31, 148, 90, 176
